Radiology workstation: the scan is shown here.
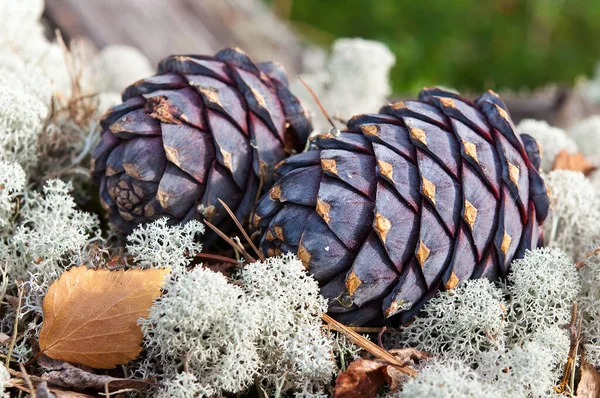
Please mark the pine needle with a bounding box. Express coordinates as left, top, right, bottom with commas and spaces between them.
217, 198, 264, 262
298, 76, 337, 130
575, 247, 600, 269
194, 252, 241, 265
203, 220, 256, 263
322, 314, 417, 376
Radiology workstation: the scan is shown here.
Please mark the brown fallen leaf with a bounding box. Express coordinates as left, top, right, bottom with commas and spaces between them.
385, 348, 431, 391
552, 149, 596, 176
577, 358, 600, 398
334, 358, 388, 398
48, 388, 95, 398
0, 332, 11, 344
38, 266, 169, 369
334, 348, 431, 398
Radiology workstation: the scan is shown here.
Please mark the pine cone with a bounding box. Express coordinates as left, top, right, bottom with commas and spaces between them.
254, 88, 550, 325
91, 48, 311, 246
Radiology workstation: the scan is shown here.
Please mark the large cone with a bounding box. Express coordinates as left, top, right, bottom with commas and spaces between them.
254, 88, 550, 325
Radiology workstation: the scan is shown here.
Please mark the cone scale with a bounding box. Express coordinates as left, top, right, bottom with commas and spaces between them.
254, 88, 550, 326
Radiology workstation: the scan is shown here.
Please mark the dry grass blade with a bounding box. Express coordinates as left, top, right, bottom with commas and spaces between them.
327, 325, 401, 334
298, 76, 337, 130
556, 302, 582, 394
576, 247, 600, 269
322, 314, 416, 376
217, 198, 264, 262
195, 253, 241, 265
19, 363, 35, 394
6, 284, 23, 366
203, 220, 256, 263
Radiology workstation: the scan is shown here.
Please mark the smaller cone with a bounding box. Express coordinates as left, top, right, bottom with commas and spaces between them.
91, 48, 311, 246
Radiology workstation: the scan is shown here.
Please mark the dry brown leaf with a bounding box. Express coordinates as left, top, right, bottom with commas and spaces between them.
334, 348, 431, 398
48, 388, 96, 398
38, 266, 169, 369
0, 332, 11, 344
552, 149, 596, 175
577, 358, 600, 398
386, 348, 432, 390
334, 358, 388, 398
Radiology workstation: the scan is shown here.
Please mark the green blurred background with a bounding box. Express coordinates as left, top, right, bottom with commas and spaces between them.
268, 0, 600, 95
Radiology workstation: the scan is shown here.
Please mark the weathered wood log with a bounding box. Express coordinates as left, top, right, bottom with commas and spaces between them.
499, 85, 600, 128
44, 0, 305, 74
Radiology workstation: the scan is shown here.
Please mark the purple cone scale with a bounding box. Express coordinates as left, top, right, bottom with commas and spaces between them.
254, 88, 550, 326
91, 48, 311, 246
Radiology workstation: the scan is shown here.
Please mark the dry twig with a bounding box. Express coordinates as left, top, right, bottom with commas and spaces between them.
575, 247, 600, 270
556, 302, 583, 394
18, 363, 35, 395
5, 284, 23, 367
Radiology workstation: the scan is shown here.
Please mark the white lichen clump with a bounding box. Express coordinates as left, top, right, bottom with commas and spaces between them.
568, 115, 600, 162
588, 169, 600, 197
0, 0, 45, 56
0, 68, 49, 171
506, 248, 580, 343
0, 363, 9, 398
578, 250, 600, 368
126, 218, 204, 269
401, 279, 506, 365
141, 266, 260, 397
240, 254, 335, 393
399, 248, 576, 397
0, 52, 52, 102
542, 170, 600, 259
141, 253, 335, 397
582, 62, 600, 105
515, 119, 578, 172
155, 372, 212, 398
476, 341, 557, 398
0, 0, 71, 95
295, 38, 396, 133
10, 179, 99, 280
399, 359, 502, 398
0, 161, 26, 235
93, 45, 154, 93
531, 324, 571, 367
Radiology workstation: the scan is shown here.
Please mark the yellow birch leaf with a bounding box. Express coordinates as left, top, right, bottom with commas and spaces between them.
38, 266, 169, 369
